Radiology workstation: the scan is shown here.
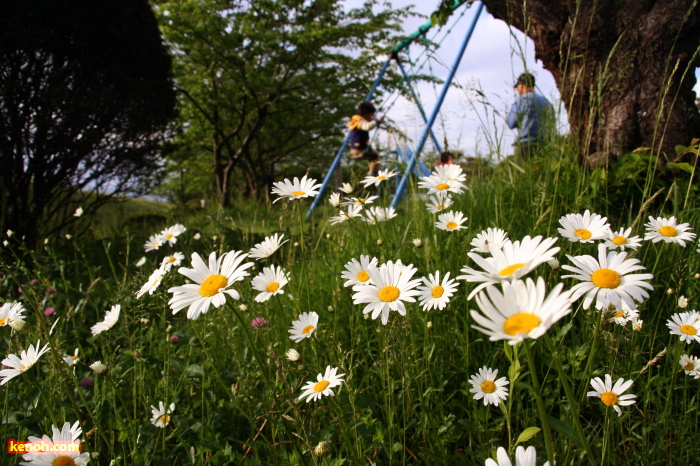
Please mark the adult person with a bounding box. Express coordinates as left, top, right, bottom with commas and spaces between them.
506, 73, 554, 161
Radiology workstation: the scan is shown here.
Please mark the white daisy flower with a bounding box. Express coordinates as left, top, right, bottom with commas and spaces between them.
469, 366, 509, 406
136, 269, 167, 299
144, 233, 165, 252
433, 164, 467, 183
470, 277, 572, 345
458, 236, 560, 300
168, 250, 254, 320
91, 304, 121, 336
417, 271, 459, 311
161, 224, 187, 246
286, 348, 301, 361
161, 252, 185, 271
339, 182, 353, 194
73, 207, 84, 217
298, 366, 345, 403
271, 175, 322, 203
436, 211, 468, 232
342, 195, 378, 207
631, 317, 643, 332
425, 193, 454, 213
470, 228, 510, 253
412, 238, 423, 248
418, 173, 466, 195
89, 360, 107, 374
587, 374, 636, 416
251, 265, 289, 303
604, 227, 642, 251
666, 311, 700, 344
608, 301, 639, 326
678, 295, 689, 309
363, 206, 397, 224
351, 262, 422, 325
644, 216, 696, 246
288, 312, 319, 342
557, 210, 610, 243
21, 421, 90, 465
330, 204, 364, 225
562, 243, 654, 310
0, 302, 26, 328
485, 445, 549, 466
360, 169, 398, 188
328, 192, 341, 207
679, 354, 700, 375
0, 340, 50, 386
63, 348, 80, 366
249, 233, 288, 259
150, 401, 176, 428
341, 255, 379, 287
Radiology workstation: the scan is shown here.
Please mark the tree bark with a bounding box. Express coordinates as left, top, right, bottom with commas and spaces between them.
481, 0, 700, 165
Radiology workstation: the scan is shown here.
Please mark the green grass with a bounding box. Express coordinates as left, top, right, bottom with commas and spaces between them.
1, 145, 699, 465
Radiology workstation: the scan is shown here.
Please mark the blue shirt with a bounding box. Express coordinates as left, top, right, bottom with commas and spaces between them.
507, 92, 554, 143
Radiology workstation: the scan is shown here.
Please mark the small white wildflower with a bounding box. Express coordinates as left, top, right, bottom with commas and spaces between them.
678, 296, 688, 309
286, 348, 300, 361
74, 207, 84, 217
413, 238, 423, 248
90, 361, 107, 374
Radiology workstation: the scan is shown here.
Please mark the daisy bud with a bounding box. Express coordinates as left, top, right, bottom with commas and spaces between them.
293, 242, 299, 248
238, 304, 248, 312
90, 361, 108, 374
427, 321, 433, 329
9, 319, 26, 331
286, 348, 300, 361
44, 238, 49, 245
364, 313, 370, 320
695, 273, 700, 279
547, 258, 560, 269
166, 325, 172, 332
677, 296, 688, 308
65, 234, 72, 240
632, 318, 643, 332
329, 192, 341, 207
135, 256, 147, 267
666, 288, 674, 295
376, 239, 383, 246
74, 207, 84, 217
140, 318, 150, 324
212, 235, 218, 241
326, 233, 331, 239
327, 306, 334, 313
339, 182, 353, 194
313, 441, 331, 457
193, 232, 201, 240
2, 241, 8, 247
6, 229, 13, 237
413, 238, 423, 248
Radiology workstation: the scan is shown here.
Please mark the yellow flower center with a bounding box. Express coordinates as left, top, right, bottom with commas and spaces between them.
71, 355, 80, 361
19, 365, 27, 371
659, 225, 677, 237
168, 256, 177, 263
291, 191, 306, 196
680, 324, 697, 336
446, 222, 458, 230
600, 391, 618, 407
166, 234, 174, 240
199, 274, 228, 297
357, 270, 370, 282
431, 286, 444, 298
499, 263, 525, 277
162, 415, 170, 424
0, 318, 6, 326
377, 176, 386, 180
614, 311, 625, 318
302, 325, 315, 334
503, 312, 541, 336
481, 380, 496, 393
612, 236, 627, 245
314, 380, 330, 392
437, 183, 450, 190
574, 229, 592, 240
591, 268, 621, 289
266, 282, 280, 293
52, 457, 76, 466
378, 286, 400, 302
359, 198, 365, 202
684, 362, 695, 371
437, 205, 444, 211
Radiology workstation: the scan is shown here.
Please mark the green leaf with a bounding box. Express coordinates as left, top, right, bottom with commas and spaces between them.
546, 415, 584, 449
186, 363, 204, 377
665, 162, 694, 173
515, 427, 541, 445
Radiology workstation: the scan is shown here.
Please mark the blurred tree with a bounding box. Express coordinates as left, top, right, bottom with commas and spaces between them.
436, 0, 700, 165
155, 0, 408, 206
0, 0, 175, 244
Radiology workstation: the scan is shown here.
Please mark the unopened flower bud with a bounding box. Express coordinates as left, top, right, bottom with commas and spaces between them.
412, 238, 423, 248
313, 441, 331, 457
238, 304, 248, 312
326, 233, 331, 239
547, 258, 560, 270
364, 313, 370, 320
327, 306, 334, 313
286, 348, 300, 361
666, 288, 674, 296
90, 361, 108, 374
678, 296, 688, 309
293, 242, 299, 248
376, 239, 383, 246
193, 233, 201, 240
427, 321, 433, 329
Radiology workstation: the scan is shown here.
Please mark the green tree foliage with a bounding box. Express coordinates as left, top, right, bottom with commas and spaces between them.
155, 0, 409, 205
0, 0, 176, 244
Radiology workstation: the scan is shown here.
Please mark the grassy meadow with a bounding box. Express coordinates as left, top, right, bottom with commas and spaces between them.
1, 145, 700, 465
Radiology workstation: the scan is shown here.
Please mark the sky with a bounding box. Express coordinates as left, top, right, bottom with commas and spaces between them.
344, 0, 700, 160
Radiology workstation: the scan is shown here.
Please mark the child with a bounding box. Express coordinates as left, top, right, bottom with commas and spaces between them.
348, 101, 383, 173
437, 151, 455, 167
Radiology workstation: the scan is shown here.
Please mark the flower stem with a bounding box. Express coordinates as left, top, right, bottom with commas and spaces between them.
229, 303, 271, 381
523, 341, 555, 464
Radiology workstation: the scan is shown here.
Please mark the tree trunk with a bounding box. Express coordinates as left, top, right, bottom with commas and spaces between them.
481, 0, 700, 165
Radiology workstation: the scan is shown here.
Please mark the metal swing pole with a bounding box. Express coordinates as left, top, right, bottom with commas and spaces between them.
391, 1, 483, 208
305, 58, 392, 220
395, 58, 443, 155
